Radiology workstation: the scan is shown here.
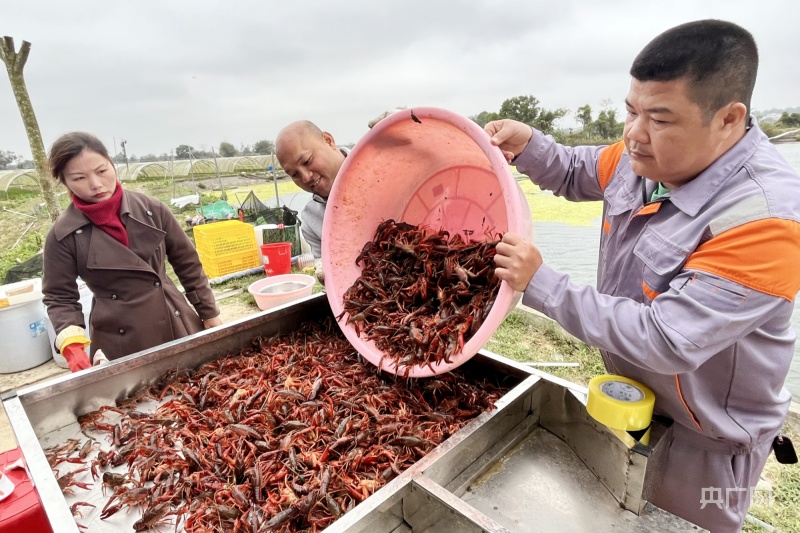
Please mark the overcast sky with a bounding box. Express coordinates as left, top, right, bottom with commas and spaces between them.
1, 0, 798, 159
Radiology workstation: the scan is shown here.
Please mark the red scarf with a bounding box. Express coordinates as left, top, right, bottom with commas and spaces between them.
73, 182, 129, 247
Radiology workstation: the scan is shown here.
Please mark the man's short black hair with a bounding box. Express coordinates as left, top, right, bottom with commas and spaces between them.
630, 19, 758, 122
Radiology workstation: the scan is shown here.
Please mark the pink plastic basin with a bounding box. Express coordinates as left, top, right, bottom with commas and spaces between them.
322, 107, 534, 377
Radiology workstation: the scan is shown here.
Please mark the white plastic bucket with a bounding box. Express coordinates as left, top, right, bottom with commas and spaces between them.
0, 280, 52, 374
45, 279, 93, 369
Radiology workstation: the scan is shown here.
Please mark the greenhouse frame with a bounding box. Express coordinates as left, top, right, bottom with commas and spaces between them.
0, 155, 282, 190
0, 169, 40, 192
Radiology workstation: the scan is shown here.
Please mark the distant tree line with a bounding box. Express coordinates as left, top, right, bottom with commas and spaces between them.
755, 106, 800, 117
758, 111, 800, 139
470, 95, 624, 146
6, 103, 798, 171
0, 150, 20, 170
0, 149, 35, 170
775, 112, 800, 128
170, 139, 275, 161
470, 95, 568, 135
1, 138, 279, 169
109, 139, 277, 163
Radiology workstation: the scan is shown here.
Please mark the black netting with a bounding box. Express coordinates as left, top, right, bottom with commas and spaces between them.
252, 206, 299, 226
4, 252, 43, 284
238, 190, 269, 216
238, 191, 299, 226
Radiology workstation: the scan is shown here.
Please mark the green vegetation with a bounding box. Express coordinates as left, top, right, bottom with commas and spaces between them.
0, 191, 52, 281
760, 122, 782, 139
0, 231, 44, 280
171, 139, 275, 160
470, 95, 568, 135
488, 309, 605, 383
755, 109, 800, 140
775, 112, 800, 128
0, 150, 21, 170
470, 95, 623, 146
758, 120, 800, 140
208, 180, 304, 205
218, 141, 237, 158
745, 456, 800, 532
556, 100, 624, 146
0, 173, 308, 283
517, 179, 603, 226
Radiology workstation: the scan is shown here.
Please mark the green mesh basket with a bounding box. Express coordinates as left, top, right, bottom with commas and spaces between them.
260, 224, 302, 257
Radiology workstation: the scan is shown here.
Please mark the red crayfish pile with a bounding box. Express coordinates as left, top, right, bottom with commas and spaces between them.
51, 318, 508, 532
341, 219, 502, 373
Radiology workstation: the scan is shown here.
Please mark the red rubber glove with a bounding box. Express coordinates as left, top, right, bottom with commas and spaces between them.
62, 343, 92, 373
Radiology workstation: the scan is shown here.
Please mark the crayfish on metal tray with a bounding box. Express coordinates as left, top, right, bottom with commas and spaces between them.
54, 318, 508, 532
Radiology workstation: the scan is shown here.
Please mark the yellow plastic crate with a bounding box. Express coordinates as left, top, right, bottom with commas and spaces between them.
193, 221, 257, 257
198, 249, 261, 278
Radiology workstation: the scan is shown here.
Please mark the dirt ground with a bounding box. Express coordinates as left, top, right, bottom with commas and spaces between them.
0, 290, 260, 452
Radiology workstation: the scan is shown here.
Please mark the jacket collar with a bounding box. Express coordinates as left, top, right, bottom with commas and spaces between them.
667, 118, 762, 217
119, 187, 135, 216
53, 203, 91, 241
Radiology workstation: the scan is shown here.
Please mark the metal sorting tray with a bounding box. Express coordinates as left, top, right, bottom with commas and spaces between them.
2, 294, 704, 532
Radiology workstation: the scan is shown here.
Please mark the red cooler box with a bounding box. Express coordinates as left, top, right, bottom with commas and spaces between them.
0, 448, 52, 533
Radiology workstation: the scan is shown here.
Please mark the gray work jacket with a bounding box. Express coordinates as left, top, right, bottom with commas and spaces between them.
516, 122, 800, 453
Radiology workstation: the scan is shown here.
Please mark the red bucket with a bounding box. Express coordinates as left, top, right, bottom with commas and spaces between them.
0, 448, 52, 533
260, 242, 292, 276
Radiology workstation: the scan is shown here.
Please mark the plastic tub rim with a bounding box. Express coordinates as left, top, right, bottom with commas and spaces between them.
247, 274, 316, 311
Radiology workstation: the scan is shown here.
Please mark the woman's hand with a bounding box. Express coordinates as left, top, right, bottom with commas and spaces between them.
313, 258, 325, 285
494, 233, 543, 292
203, 316, 223, 329
93, 349, 109, 366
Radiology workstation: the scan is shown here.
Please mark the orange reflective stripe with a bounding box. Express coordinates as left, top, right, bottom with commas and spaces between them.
602, 219, 611, 234
597, 141, 626, 191
674, 375, 703, 431
633, 202, 662, 218
684, 218, 800, 301
641, 280, 660, 301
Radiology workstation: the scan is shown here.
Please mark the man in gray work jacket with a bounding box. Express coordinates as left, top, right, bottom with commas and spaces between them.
488, 20, 800, 533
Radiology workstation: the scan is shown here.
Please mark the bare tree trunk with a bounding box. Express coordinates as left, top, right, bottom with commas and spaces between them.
0, 36, 60, 221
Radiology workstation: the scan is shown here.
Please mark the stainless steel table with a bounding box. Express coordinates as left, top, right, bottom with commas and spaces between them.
3, 293, 703, 532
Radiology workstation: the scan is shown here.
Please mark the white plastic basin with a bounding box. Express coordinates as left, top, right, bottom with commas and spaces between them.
248, 274, 315, 311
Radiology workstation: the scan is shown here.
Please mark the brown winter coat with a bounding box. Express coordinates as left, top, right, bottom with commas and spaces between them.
43, 190, 219, 360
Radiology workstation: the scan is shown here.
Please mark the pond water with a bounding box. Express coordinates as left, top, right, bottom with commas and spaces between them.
531, 142, 800, 398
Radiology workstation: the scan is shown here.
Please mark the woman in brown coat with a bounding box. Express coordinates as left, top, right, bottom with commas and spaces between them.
42, 132, 222, 372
